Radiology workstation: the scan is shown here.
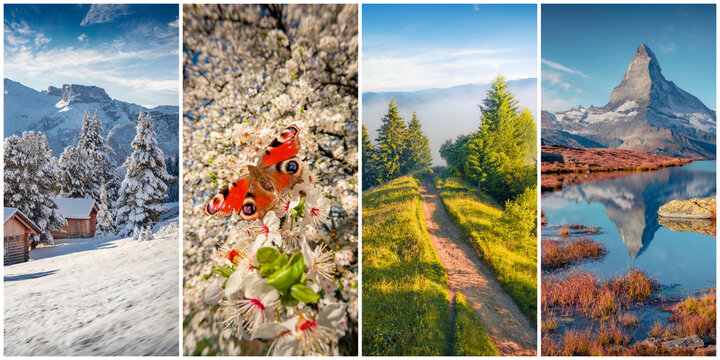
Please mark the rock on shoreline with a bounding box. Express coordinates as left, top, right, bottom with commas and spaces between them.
658, 198, 716, 219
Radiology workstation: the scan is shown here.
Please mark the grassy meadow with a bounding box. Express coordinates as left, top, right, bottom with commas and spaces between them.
362, 175, 495, 355
438, 176, 537, 321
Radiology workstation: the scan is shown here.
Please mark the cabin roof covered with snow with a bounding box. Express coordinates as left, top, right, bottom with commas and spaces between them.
4, 207, 41, 233
51, 198, 99, 220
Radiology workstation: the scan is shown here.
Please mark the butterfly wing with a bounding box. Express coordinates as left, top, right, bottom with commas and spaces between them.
205, 178, 250, 217
261, 124, 301, 167
206, 124, 303, 221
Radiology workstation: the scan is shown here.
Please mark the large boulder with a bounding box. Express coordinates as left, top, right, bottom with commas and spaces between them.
658, 198, 716, 219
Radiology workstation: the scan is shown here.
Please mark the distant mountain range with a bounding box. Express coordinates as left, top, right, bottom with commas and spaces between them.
4, 78, 179, 164
363, 78, 537, 165
542, 44, 716, 159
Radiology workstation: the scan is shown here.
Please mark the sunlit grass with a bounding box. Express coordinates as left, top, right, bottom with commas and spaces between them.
454, 292, 497, 356
361, 176, 450, 355
439, 177, 537, 322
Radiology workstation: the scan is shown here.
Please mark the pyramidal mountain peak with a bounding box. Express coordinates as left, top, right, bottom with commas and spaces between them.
542, 44, 716, 159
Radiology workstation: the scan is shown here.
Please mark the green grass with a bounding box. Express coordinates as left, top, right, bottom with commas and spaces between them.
439, 176, 537, 322
362, 176, 452, 355
454, 292, 497, 356
362, 175, 496, 355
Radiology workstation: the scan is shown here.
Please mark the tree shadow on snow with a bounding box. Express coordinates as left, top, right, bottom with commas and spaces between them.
30, 237, 119, 261
4, 269, 58, 281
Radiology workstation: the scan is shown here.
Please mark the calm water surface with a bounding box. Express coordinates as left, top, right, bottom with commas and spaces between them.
543, 160, 716, 294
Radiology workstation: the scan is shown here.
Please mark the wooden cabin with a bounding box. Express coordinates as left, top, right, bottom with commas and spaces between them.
4, 208, 40, 265
49, 198, 100, 239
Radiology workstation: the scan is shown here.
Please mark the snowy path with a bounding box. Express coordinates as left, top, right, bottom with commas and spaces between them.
4, 215, 179, 356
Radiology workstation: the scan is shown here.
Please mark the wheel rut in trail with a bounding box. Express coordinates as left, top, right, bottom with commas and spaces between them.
418, 178, 536, 356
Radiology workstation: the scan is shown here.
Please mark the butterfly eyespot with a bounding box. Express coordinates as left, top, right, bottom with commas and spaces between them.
242, 203, 256, 216
286, 160, 299, 174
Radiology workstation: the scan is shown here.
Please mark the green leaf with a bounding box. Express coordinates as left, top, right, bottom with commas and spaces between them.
290, 283, 321, 304
257, 247, 279, 266
211, 265, 233, 278
280, 289, 298, 307
288, 252, 306, 283
273, 253, 289, 271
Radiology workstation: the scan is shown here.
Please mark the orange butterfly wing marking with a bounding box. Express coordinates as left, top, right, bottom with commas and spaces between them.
206, 178, 250, 216
273, 172, 292, 192
261, 141, 300, 167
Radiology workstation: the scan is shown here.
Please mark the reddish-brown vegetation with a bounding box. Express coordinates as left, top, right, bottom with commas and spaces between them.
541, 145, 695, 173
542, 268, 657, 318
669, 290, 716, 338
541, 238, 606, 270
541, 145, 695, 192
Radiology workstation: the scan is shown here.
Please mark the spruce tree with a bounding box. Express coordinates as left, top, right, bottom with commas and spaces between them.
469, 76, 537, 202
77, 110, 120, 204
58, 145, 96, 199
403, 112, 433, 173
4, 132, 67, 244
94, 182, 116, 238
361, 125, 380, 190
375, 99, 407, 183
115, 111, 176, 236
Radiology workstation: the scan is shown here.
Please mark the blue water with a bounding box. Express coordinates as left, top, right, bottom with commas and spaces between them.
543, 161, 716, 294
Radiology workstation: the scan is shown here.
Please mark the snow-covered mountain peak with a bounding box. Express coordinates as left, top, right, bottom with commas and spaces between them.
57, 84, 112, 104
542, 44, 716, 159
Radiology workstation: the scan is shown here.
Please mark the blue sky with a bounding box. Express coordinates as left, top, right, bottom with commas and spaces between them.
542, 4, 716, 111
363, 4, 537, 92
4, 4, 179, 106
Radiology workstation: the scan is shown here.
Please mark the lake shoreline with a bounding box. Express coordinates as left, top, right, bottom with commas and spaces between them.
541, 146, 699, 192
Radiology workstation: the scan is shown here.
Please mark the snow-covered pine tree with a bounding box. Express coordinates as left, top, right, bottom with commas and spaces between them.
77, 110, 120, 204
4, 132, 67, 244
115, 111, 176, 236
94, 182, 116, 238
375, 99, 408, 183
58, 145, 96, 199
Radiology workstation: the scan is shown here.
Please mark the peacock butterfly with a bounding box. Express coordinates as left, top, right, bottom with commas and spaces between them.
205, 124, 306, 221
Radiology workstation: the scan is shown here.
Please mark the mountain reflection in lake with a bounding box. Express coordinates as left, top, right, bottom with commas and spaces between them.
542, 160, 716, 293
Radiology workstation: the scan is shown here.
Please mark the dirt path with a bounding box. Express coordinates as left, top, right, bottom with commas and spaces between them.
418, 179, 536, 356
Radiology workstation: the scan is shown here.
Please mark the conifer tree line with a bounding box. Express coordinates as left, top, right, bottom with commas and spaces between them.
4, 110, 176, 244
439, 76, 536, 204
362, 99, 433, 189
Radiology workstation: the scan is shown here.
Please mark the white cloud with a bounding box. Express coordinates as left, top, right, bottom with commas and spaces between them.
80, 4, 131, 26
660, 41, 676, 53
168, 19, 179, 28
34, 33, 50, 47
542, 69, 571, 90
364, 46, 535, 91
5, 20, 50, 48
542, 59, 589, 78
78, 34, 87, 42
542, 88, 575, 111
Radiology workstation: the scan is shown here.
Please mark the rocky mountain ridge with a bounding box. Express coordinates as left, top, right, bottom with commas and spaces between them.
4, 78, 179, 164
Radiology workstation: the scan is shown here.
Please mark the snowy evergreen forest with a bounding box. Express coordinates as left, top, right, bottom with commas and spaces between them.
4, 110, 177, 244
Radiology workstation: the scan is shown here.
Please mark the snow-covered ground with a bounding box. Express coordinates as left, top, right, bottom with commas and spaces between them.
4, 205, 179, 356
